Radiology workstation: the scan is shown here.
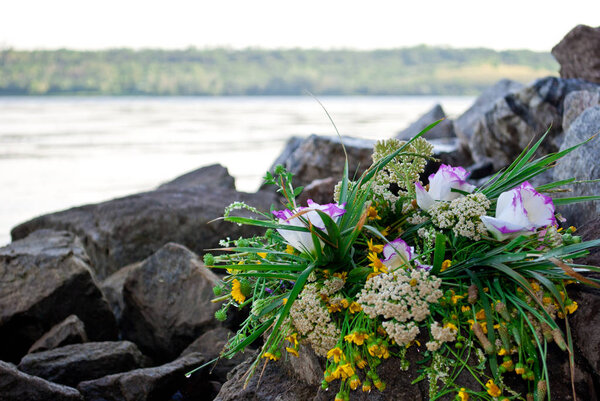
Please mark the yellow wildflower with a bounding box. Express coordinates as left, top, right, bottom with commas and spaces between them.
344, 332, 370, 346
367, 206, 381, 221
231, 279, 246, 303
348, 302, 362, 314
380, 226, 391, 236
475, 309, 486, 320
257, 252, 267, 259
333, 271, 348, 281
444, 322, 458, 332
356, 359, 367, 369
286, 333, 298, 347
340, 298, 350, 309
367, 238, 384, 254
334, 363, 354, 379
327, 347, 344, 363
374, 379, 386, 391
285, 245, 295, 254
485, 380, 501, 397
542, 296, 553, 305
569, 226, 577, 232
530, 281, 541, 292
328, 302, 342, 313
282, 298, 287, 305
263, 351, 279, 361
566, 301, 578, 314
441, 259, 452, 272
285, 347, 299, 357
461, 305, 471, 313
501, 359, 514, 370
367, 252, 388, 273
497, 348, 508, 356
349, 375, 361, 390
452, 294, 465, 305
362, 381, 372, 392
458, 388, 469, 401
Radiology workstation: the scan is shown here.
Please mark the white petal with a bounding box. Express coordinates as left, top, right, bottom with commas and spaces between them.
415, 182, 435, 211
519, 183, 556, 228
495, 189, 532, 230
480, 216, 535, 241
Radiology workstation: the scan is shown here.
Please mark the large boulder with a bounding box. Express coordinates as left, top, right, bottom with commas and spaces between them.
396, 104, 455, 141
454, 79, 524, 146
552, 25, 600, 84
0, 230, 117, 363
157, 164, 235, 191
120, 243, 220, 362
0, 360, 83, 401
468, 77, 600, 169
27, 314, 88, 354
553, 106, 600, 227
570, 284, 600, 383
267, 135, 375, 189
11, 165, 278, 279
77, 352, 206, 401
562, 90, 600, 132
18, 341, 147, 387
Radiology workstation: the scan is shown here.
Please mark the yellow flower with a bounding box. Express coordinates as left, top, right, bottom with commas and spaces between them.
367, 238, 384, 254
497, 347, 507, 356
542, 296, 553, 305
530, 280, 541, 292
566, 301, 578, 314
344, 332, 370, 346
327, 347, 344, 363
348, 302, 362, 314
328, 302, 342, 313
362, 381, 372, 392
286, 333, 298, 347
340, 298, 350, 309
349, 375, 361, 390
263, 351, 279, 361
451, 294, 465, 305
458, 388, 469, 401
285, 347, 299, 357
409, 278, 418, 287
333, 271, 348, 281
231, 279, 246, 304
356, 359, 367, 369
367, 206, 381, 221
441, 259, 452, 272
285, 245, 295, 254
257, 252, 267, 259
461, 305, 471, 313
444, 322, 458, 332
336, 363, 355, 379
374, 379, 386, 391
475, 309, 486, 320
485, 380, 501, 397
380, 226, 391, 236
569, 225, 577, 232
282, 298, 287, 305
501, 359, 514, 370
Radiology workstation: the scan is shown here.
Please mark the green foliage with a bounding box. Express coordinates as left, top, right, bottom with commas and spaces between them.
0, 47, 557, 96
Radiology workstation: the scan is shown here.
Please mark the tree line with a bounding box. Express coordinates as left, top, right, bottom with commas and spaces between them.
0, 46, 558, 96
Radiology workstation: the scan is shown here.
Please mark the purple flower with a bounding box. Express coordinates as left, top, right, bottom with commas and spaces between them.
381, 238, 414, 270
415, 164, 475, 210
272, 199, 346, 254
480, 182, 556, 240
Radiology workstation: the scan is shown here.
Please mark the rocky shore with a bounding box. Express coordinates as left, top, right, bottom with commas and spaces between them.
1, 25, 600, 401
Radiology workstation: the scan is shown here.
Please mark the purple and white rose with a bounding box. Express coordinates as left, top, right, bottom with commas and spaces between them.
480, 182, 556, 240
415, 164, 475, 210
272, 199, 346, 254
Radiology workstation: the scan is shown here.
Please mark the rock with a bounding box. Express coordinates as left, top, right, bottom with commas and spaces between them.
575, 217, 600, 267
18, 341, 147, 387
553, 106, 600, 227
0, 230, 117, 363
468, 77, 600, 169
180, 327, 250, 384
396, 104, 455, 141
552, 25, 600, 84
422, 138, 474, 181
296, 177, 338, 205
0, 360, 83, 401
268, 135, 375, 189
570, 285, 600, 383
454, 79, 523, 146
562, 90, 600, 132
544, 342, 598, 401
100, 262, 141, 323
28, 315, 88, 354
11, 178, 278, 280
157, 164, 236, 191
120, 243, 220, 362
77, 352, 206, 401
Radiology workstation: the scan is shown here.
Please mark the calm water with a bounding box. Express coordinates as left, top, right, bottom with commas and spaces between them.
0, 96, 474, 245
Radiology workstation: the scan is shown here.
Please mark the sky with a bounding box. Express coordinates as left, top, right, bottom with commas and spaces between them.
1, 0, 598, 51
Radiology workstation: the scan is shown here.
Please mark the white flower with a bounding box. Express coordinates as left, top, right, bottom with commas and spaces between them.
480, 182, 556, 240
272, 199, 346, 254
415, 164, 475, 211
381, 238, 414, 269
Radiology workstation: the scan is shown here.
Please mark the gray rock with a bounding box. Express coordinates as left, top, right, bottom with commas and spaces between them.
553, 106, 600, 227
100, 262, 141, 323
11, 179, 278, 280
267, 135, 375, 190
0, 360, 83, 401
454, 79, 523, 145
552, 25, 600, 84
296, 177, 338, 205
77, 352, 206, 401
120, 243, 220, 362
570, 285, 600, 379
18, 341, 147, 387
396, 104, 455, 141
562, 90, 600, 132
0, 230, 117, 363
28, 315, 88, 354
575, 217, 600, 267
157, 164, 235, 191
180, 327, 249, 384
469, 77, 600, 169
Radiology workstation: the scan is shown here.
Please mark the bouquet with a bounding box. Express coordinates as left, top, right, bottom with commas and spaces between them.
198, 122, 599, 401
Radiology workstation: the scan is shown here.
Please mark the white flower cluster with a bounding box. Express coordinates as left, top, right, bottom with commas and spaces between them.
319, 277, 345, 296
289, 282, 340, 357
357, 270, 442, 345
428, 192, 491, 240
426, 322, 457, 351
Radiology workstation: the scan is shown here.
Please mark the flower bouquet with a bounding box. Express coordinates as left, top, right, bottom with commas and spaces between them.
198, 122, 599, 401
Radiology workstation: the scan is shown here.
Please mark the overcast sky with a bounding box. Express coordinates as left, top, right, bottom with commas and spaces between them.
1, 0, 598, 51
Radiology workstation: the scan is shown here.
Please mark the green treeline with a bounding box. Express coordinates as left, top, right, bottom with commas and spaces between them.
0, 46, 558, 96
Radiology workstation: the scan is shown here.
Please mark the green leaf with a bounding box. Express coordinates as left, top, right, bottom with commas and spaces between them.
431, 233, 447, 274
